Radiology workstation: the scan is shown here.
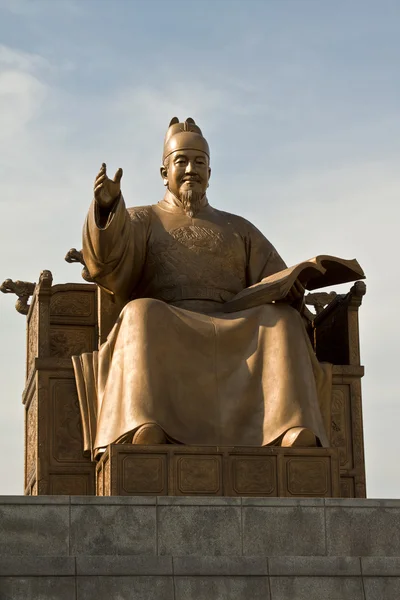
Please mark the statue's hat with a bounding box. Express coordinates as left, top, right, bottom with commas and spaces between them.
163, 117, 210, 162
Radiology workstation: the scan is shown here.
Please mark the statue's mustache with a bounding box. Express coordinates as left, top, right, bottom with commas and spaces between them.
182, 175, 201, 182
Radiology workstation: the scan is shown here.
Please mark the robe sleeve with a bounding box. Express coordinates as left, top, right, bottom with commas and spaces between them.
82, 195, 150, 304
245, 221, 287, 286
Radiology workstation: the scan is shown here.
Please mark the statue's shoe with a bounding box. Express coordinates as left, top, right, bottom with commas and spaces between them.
280, 427, 317, 448
132, 423, 167, 445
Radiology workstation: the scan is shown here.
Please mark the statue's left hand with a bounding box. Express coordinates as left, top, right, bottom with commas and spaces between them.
94, 163, 123, 208
285, 279, 305, 312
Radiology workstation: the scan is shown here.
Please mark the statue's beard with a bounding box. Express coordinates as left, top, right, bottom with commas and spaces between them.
180, 190, 203, 218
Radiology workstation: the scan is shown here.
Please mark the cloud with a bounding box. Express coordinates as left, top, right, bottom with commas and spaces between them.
0, 44, 49, 71
0, 70, 47, 135
0, 0, 83, 17
0, 45, 49, 157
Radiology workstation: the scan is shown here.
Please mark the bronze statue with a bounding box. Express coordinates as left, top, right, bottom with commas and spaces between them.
73, 117, 363, 456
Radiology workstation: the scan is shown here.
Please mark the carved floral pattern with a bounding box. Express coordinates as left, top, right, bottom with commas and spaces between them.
27, 303, 38, 376
97, 466, 104, 496
50, 292, 92, 317
52, 380, 84, 462
25, 393, 37, 486
340, 478, 354, 498
50, 328, 93, 358
104, 458, 110, 496
331, 386, 350, 468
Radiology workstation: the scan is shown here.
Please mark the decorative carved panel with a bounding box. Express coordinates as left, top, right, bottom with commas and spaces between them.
340, 477, 355, 498
348, 310, 360, 365
104, 456, 110, 496
122, 456, 165, 494
177, 456, 221, 494
231, 456, 276, 495
50, 327, 94, 358
51, 379, 85, 463
49, 473, 90, 495
331, 385, 352, 469
99, 446, 339, 497
50, 291, 93, 318
350, 379, 365, 474
286, 458, 329, 496
97, 465, 104, 496
27, 302, 38, 376
25, 392, 37, 486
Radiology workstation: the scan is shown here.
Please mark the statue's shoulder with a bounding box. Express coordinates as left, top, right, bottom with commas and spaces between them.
126, 205, 153, 224
211, 207, 263, 237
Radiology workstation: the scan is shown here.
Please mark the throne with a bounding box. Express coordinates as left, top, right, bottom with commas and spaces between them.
1, 252, 366, 498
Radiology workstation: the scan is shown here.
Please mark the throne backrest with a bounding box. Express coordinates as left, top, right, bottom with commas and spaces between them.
22, 272, 97, 495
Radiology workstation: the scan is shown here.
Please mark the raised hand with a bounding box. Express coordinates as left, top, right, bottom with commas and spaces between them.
94, 163, 123, 208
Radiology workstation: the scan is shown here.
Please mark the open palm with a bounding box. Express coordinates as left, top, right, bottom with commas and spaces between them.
94, 162, 123, 208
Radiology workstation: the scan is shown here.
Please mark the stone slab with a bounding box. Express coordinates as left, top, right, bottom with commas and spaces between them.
0, 496, 70, 504
326, 505, 400, 555
174, 576, 271, 600
76, 555, 172, 576
158, 496, 241, 506
269, 576, 364, 600
324, 498, 400, 507
268, 556, 361, 576
76, 575, 174, 600
0, 556, 75, 576
70, 495, 156, 505
363, 577, 400, 599
173, 556, 269, 576
242, 497, 325, 506
0, 504, 70, 556
0, 576, 76, 600
361, 556, 400, 576
158, 505, 242, 556
70, 504, 156, 555
242, 505, 326, 556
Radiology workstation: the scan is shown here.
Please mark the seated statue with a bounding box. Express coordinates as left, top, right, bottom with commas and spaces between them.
73, 117, 347, 456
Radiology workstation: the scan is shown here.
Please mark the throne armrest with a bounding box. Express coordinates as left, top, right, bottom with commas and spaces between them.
308, 281, 366, 366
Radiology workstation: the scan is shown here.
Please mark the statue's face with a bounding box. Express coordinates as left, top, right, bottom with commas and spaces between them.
161, 149, 211, 199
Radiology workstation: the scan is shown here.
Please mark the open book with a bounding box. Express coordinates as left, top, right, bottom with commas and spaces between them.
223, 255, 365, 313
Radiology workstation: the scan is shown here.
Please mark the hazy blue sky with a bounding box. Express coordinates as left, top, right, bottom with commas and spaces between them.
0, 0, 399, 497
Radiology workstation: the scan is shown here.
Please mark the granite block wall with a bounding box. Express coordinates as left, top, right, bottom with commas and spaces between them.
0, 496, 399, 599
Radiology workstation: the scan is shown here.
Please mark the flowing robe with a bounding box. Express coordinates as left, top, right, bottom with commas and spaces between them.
76, 191, 331, 452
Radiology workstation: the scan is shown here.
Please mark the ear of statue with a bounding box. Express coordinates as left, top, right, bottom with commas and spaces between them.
160, 165, 168, 186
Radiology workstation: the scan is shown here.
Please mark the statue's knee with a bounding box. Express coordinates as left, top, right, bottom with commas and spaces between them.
122, 297, 165, 321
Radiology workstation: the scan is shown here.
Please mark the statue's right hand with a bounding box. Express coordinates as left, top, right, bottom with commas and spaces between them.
94, 163, 123, 208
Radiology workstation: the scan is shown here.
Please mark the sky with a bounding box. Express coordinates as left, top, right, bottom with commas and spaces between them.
0, 0, 399, 497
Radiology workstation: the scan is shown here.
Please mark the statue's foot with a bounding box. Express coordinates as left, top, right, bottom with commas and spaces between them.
132, 423, 167, 445
281, 427, 317, 448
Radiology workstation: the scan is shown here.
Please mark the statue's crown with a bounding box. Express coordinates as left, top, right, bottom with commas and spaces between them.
163, 117, 210, 162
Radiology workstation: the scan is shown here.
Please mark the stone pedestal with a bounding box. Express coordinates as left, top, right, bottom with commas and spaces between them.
96, 444, 340, 498
1, 496, 400, 599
